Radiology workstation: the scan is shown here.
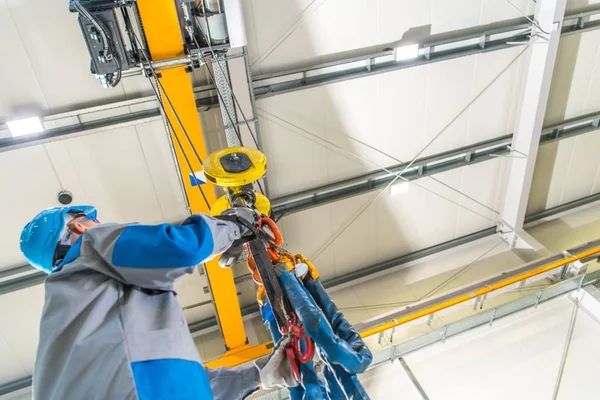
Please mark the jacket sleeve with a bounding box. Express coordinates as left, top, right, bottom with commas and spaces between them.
206, 364, 260, 400
75, 214, 241, 291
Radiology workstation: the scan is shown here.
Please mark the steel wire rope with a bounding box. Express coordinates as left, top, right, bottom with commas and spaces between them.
190, 2, 265, 194
131, 30, 211, 209
393, 47, 528, 183
259, 109, 499, 225
257, 45, 528, 261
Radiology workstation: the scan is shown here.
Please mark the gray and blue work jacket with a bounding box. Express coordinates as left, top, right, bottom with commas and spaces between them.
34, 215, 260, 400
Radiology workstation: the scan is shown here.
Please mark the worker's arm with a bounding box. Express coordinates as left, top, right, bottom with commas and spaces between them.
74, 214, 242, 291
206, 364, 260, 400
205, 338, 298, 400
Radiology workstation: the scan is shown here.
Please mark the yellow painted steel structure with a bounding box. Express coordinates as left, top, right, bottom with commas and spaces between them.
136, 0, 247, 351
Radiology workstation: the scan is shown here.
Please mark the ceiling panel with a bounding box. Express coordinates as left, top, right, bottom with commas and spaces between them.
558, 130, 600, 201
376, 0, 432, 45
0, 286, 44, 378
1, 121, 188, 272
259, 49, 522, 197
529, 140, 575, 213
134, 121, 189, 223
546, 30, 600, 123
529, 129, 600, 214
567, 0, 600, 12
60, 126, 167, 224
0, 0, 48, 121
246, 0, 537, 75
330, 192, 379, 278
5, 0, 128, 113
0, 333, 27, 385
466, 47, 523, 144
453, 158, 506, 237
274, 159, 504, 281
375, 63, 428, 163
0, 145, 62, 270
430, 0, 482, 34
421, 56, 475, 157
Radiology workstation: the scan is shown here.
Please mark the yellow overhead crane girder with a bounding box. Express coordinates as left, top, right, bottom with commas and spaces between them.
136, 0, 248, 352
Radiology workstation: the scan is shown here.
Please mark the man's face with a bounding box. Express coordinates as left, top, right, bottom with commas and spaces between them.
64, 215, 100, 245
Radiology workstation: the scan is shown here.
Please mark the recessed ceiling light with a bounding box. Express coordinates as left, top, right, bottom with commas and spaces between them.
394, 44, 419, 62
390, 181, 410, 196
6, 117, 44, 137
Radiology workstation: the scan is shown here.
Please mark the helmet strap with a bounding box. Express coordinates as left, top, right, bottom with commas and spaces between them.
53, 243, 72, 268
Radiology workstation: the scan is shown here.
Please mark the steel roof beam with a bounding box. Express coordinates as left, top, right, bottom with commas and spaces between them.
2, 7, 600, 153
270, 111, 600, 218
251, 7, 600, 98
2, 111, 599, 287
498, 0, 567, 249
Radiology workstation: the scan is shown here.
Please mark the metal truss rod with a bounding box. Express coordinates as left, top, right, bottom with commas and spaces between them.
270, 111, 600, 218
1, 7, 599, 153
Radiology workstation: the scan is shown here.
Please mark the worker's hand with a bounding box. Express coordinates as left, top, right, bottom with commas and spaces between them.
215, 207, 259, 267
254, 337, 299, 389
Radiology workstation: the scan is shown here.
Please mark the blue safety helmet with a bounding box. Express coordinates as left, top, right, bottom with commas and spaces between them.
20, 206, 97, 274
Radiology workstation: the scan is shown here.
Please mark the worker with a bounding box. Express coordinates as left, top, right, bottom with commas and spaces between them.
20, 205, 298, 400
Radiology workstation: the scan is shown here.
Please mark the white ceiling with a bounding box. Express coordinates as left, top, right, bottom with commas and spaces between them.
2, 0, 600, 391
243, 0, 540, 75
0, 0, 212, 121
0, 119, 190, 271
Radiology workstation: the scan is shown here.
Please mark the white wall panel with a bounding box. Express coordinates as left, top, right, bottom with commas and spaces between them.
360, 294, 600, 400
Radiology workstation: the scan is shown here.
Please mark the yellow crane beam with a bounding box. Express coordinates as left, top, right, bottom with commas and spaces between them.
136, 0, 247, 351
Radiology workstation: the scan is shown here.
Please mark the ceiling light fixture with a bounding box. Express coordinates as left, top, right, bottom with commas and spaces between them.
394, 44, 419, 62
390, 181, 410, 196
6, 116, 44, 137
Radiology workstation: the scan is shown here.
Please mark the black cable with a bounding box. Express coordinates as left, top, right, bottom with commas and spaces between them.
131, 31, 212, 209
74, 1, 121, 87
